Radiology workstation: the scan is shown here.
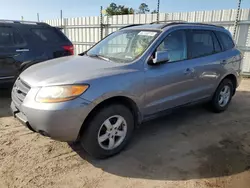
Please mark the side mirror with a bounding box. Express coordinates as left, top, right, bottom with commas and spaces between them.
152, 51, 169, 64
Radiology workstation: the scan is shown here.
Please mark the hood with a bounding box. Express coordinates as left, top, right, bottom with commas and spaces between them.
20, 56, 128, 87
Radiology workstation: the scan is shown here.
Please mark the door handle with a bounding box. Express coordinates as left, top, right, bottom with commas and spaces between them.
184, 68, 195, 75
16, 49, 29, 52
220, 60, 227, 65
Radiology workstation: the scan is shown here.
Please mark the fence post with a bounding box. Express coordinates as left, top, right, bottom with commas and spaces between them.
63, 18, 67, 35
60, 10, 63, 29
233, 0, 242, 39
157, 0, 160, 23
37, 13, 40, 22
100, 6, 103, 40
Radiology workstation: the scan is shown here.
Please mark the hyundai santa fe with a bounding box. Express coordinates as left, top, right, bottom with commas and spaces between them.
11, 22, 242, 158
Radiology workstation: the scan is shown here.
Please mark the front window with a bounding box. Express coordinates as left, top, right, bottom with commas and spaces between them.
157, 30, 187, 62
87, 30, 159, 63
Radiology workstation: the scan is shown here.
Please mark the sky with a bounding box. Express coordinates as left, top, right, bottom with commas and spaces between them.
0, 0, 249, 21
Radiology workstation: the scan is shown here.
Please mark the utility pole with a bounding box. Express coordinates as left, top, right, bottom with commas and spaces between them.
233, 0, 242, 39
157, 0, 160, 23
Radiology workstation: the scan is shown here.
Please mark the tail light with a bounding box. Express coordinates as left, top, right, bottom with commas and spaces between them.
63, 45, 74, 55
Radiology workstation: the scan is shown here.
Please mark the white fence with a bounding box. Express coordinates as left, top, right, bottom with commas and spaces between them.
45, 9, 250, 74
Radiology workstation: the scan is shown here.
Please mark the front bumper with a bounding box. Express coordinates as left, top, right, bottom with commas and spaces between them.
11, 96, 93, 142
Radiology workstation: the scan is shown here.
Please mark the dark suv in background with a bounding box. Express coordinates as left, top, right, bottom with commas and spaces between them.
0, 20, 73, 87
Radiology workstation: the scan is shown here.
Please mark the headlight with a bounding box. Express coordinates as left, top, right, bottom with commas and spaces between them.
36, 85, 89, 103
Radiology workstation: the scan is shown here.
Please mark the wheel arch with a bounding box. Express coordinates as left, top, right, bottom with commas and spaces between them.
220, 73, 237, 95
78, 96, 142, 139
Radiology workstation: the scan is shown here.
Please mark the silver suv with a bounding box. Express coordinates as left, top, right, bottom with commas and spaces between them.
11, 22, 242, 158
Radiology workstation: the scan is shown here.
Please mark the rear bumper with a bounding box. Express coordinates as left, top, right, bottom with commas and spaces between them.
11, 97, 93, 142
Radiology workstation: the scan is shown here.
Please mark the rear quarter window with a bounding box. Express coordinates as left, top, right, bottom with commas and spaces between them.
31, 27, 68, 43
216, 31, 235, 51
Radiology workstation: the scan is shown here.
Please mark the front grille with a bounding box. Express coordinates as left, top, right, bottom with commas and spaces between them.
12, 78, 31, 108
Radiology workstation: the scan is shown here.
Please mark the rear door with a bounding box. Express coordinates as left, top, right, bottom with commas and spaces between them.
0, 25, 28, 83
215, 31, 241, 74
31, 26, 73, 58
185, 29, 225, 101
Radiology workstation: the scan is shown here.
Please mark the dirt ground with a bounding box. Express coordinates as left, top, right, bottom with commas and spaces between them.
0, 80, 250, 188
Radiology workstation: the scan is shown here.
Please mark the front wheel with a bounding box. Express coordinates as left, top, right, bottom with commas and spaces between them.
80, 104, 134, 159
211, 79, 233, 113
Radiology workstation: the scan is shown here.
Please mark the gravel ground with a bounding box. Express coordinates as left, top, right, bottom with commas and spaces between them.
0, 79, 250, 188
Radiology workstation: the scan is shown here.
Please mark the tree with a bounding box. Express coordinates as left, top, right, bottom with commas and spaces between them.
105, 3, 134, 16
138, 3, 150, 14
151, 10, 158, 14
105, 3, 117, 16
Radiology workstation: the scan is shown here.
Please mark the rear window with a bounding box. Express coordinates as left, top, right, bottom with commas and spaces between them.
0, 27, 26, 47
216, 31, 234, 51
31, 28, 67, 43
188, 30, 214, 58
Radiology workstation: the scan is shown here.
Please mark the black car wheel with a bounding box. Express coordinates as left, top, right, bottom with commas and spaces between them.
211, 79, 233, 113
80, 104, 134, 159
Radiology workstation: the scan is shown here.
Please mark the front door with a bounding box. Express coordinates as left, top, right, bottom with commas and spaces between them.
143, 30, 198, 116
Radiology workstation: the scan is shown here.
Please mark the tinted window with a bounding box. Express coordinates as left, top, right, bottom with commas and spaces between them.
188, 30, 214, 58
13, 31, 26, 46
212, 32, 221, 53
32, 28, 65, 43
216, 31, 234, 51
0, 27, 25, 47
157, 30, 187, 62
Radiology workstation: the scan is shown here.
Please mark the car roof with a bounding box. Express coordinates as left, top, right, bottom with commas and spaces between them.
0, 19, 50, 28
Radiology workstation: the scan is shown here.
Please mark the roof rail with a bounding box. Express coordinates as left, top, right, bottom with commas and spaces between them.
119, 24, 144, 30
189, 22, 224, 28
160, 22, 224, 29
150, 20, 187, 24
149, 20, 224, 29
0, 19, 48, 26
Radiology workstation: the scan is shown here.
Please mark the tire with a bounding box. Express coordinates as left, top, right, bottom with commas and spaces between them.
211, 79, 234, 113
80, 104, 134, 159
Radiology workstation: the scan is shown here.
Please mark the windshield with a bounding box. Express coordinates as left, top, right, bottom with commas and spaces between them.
87, 30, 159, 63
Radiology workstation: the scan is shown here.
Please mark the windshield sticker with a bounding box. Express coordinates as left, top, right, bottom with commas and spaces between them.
138, 31, 157, 37
125, 56, 133, 59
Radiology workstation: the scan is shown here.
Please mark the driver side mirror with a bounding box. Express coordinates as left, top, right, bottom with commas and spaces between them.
152, 51, 169, 64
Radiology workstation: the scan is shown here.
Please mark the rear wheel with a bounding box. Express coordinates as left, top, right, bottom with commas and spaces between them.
80, 104, 134, 159
211, 79, 233, 113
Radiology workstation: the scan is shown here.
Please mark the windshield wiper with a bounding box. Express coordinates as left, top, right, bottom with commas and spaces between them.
88, 54, 110, 62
